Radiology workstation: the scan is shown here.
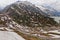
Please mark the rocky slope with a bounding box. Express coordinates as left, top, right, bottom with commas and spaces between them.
0, 1, 60, 40
4, 1, 58, 28
0, 13, 60, 40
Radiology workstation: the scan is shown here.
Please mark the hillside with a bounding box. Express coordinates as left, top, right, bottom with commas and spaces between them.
0, 1, 60, 40
4, 1, 58, 28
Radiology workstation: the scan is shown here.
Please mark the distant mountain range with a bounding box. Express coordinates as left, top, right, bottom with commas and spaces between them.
38, 5, 60, 17
0, 8, 2, 12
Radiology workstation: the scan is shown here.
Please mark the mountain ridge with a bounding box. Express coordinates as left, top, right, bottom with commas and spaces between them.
38, 5, 60, 17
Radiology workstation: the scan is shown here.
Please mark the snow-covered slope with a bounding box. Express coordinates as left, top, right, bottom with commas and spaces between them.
0, 31, 25, 40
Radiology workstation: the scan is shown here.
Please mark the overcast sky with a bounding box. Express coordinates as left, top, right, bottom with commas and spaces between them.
0, 0, 57, 6
0, 0, 60, 11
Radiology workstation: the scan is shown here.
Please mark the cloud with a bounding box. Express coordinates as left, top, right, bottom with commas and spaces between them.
0, 0, 17, 7
0, 0, 60, 11
27, 0, 60, 11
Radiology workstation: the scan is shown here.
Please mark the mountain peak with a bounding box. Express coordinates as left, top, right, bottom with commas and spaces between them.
13, 1, 35, 8
3, 1, 58, 27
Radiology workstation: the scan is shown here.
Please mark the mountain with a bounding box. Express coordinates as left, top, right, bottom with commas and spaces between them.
3, 1, 58, 27
38, 5, 60, 16
0, 7, 4, 13
0, 1, 60, 40
0, 8, 2, 13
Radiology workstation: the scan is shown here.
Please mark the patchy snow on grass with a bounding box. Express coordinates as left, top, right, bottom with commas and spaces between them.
48, 30, 60, 38
49, 34, 60, 38
48, 30, 60, 34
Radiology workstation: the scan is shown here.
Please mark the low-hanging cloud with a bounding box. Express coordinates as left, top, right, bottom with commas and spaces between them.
0, 0, 60, 11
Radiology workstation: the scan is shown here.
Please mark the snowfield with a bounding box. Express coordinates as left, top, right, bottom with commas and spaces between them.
0, 31, 25, 40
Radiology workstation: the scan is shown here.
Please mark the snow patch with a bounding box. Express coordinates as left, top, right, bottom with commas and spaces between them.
0, 31, 25, 40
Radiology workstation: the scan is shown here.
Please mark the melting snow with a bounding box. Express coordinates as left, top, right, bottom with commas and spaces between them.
48, 30, 60, 38
48, 30, 60, 34
49, 34, 60, 38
